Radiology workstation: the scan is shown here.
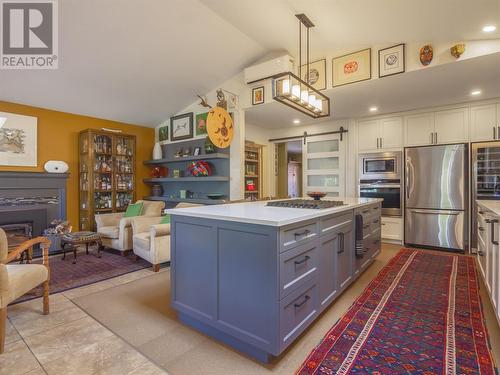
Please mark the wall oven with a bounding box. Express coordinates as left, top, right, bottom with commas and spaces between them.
358, 151, 402, 217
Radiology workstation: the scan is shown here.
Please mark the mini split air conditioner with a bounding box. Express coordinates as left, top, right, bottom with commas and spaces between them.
243, 55, 294, 84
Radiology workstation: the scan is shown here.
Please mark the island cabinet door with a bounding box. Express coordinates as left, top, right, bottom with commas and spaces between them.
318, 219, 354, 312
318, 232, 339, 310
337, 224, 354, 293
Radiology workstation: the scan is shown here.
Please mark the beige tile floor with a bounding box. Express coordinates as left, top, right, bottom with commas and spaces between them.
2, 245, 499, 375
0, 266, 169, 375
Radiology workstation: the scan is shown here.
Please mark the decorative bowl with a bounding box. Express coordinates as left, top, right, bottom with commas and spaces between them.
307, 192, 327, 201
207, 193, 225, 200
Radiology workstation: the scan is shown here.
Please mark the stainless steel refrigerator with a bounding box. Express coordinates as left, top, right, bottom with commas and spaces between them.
471, 141, 500, 250
405, 144, 468, 252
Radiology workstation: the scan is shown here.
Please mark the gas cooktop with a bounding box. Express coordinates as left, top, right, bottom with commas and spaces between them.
266, 199, 345, 209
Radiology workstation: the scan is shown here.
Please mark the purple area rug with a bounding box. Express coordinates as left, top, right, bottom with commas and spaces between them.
13, 249, 152, 304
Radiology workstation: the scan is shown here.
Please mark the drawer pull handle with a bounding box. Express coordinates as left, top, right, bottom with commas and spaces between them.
294, 255, 310, 265
479, 211, 484, 214
363, 224, 370, 229
478, 250, 484, 256
294, 229, 311, 239
478, 226, 484, 232
362, 209, 370, 214
373, 219, 379, 224
294, 295, 310, 308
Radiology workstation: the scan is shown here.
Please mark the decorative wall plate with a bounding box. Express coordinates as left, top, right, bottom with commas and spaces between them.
206, 106, 234, 148
419, 45, 433, 66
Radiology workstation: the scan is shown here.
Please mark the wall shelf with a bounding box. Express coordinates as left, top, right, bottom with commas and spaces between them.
143, 153, 229, 165
144, 176, 229, 183
143, 196, 226, 205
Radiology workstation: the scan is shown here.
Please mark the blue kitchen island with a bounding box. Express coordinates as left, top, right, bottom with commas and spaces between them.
168, 197, 382, 362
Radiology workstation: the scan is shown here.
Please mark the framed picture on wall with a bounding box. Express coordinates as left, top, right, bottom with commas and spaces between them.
158, 125, 169, 142
378, 44, 405, 78
170, 112, 193, 141
332, 48, 371, 87
299, 59, 326, 91
252, 86, 264, 105
195, 112, 208, 136
0, 111, 37, 166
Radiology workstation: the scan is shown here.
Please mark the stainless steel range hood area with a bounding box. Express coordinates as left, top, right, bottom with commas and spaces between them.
404, 144, 469, 252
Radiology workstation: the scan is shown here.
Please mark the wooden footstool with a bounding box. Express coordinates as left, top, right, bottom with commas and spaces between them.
61, 231, 102, 264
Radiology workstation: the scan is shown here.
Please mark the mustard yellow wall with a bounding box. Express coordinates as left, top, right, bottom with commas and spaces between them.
0, 101, 155, 227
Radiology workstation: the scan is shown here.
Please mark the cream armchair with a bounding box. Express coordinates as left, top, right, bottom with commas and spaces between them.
131, 203, 200, 271
95, 200, 164, 253
1, 229, 51, 354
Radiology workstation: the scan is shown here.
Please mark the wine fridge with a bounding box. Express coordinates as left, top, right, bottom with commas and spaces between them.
471, 141, 500, 250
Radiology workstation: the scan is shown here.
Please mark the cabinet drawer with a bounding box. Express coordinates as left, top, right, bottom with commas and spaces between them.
279, 279, 318, 348
279, 243, 319, 298
280, 221, 318, 252
381, 217, 402, 241
371, 216, 381, 232
370, 204, 381, 217
320, 211, 353, 236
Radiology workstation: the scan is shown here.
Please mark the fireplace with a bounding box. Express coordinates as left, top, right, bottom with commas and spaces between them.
0, 223, 32, 249
0, 172, 68, 257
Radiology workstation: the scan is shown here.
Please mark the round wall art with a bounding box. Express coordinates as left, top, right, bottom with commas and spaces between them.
206, 106, 234, 149
419, 45, 433, 66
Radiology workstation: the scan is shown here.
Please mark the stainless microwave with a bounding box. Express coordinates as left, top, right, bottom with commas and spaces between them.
359, 151, 402, 180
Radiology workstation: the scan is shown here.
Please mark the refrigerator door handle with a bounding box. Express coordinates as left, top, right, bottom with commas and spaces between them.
409, 209, 461, 215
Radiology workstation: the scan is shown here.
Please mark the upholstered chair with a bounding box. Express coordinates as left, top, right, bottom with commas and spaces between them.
131, 203, 201, 271
95, 200, 165, 253
0, 229, 51, 354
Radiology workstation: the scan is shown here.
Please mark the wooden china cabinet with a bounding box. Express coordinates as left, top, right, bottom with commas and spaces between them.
79, 129, 136, 231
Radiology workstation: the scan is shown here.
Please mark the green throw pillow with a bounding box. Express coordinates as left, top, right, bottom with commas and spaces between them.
160, 215, 171, 224
124, 202, 143, 217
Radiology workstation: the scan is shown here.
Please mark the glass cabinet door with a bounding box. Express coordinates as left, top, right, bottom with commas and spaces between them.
114, 136, 134, 210
303, 134, 345, 197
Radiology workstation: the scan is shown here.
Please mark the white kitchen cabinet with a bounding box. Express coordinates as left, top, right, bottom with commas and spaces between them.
404, 113, 434, 146
470, 104, 497, 141
381, 216, 402, 242
358, 117, 403, 152
434, 107, 469, 144
357, 119, 379, 152
379, 117, 403, 149
476, 203, 500, 323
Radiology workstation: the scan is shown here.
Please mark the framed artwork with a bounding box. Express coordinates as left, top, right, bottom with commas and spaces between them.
332, 48, 371, 87
195, 112, 208, 136
252, 86, 264, 105
170, 112, 193, 141
158, 125, 169, 142
299, 59, 326, 91
0, 111, 37, 166
378, 44, 405, 78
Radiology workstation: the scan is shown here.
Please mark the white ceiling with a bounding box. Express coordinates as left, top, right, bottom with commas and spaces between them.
202, 0, 500, 61
245, 52, 500, 128
0, 0, 265, 126
0, 0, 499, 127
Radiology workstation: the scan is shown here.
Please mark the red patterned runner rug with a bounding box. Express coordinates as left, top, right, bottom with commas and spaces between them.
297, 249, 497, 374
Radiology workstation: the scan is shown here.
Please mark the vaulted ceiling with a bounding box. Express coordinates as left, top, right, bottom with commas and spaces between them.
0, 0, 498, 127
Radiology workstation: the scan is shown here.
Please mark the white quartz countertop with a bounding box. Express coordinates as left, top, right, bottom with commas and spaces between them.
477, 200, 500, 216
167, 197, 382, 226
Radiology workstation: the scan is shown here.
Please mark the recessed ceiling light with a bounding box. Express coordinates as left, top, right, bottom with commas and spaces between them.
482, 25, 496, 33
369, 106, 378, 112
0, 117, 6, 128
293, 119, 301, 124
471, 89, 482, 96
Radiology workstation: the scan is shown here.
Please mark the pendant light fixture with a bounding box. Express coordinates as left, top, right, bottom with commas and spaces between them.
272, 14, 330, 119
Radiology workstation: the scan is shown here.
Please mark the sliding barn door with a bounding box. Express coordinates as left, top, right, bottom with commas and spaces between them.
303, 134, 346, 197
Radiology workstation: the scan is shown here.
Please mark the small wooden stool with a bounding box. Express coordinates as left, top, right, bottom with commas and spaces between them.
61, 231, 102, 264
